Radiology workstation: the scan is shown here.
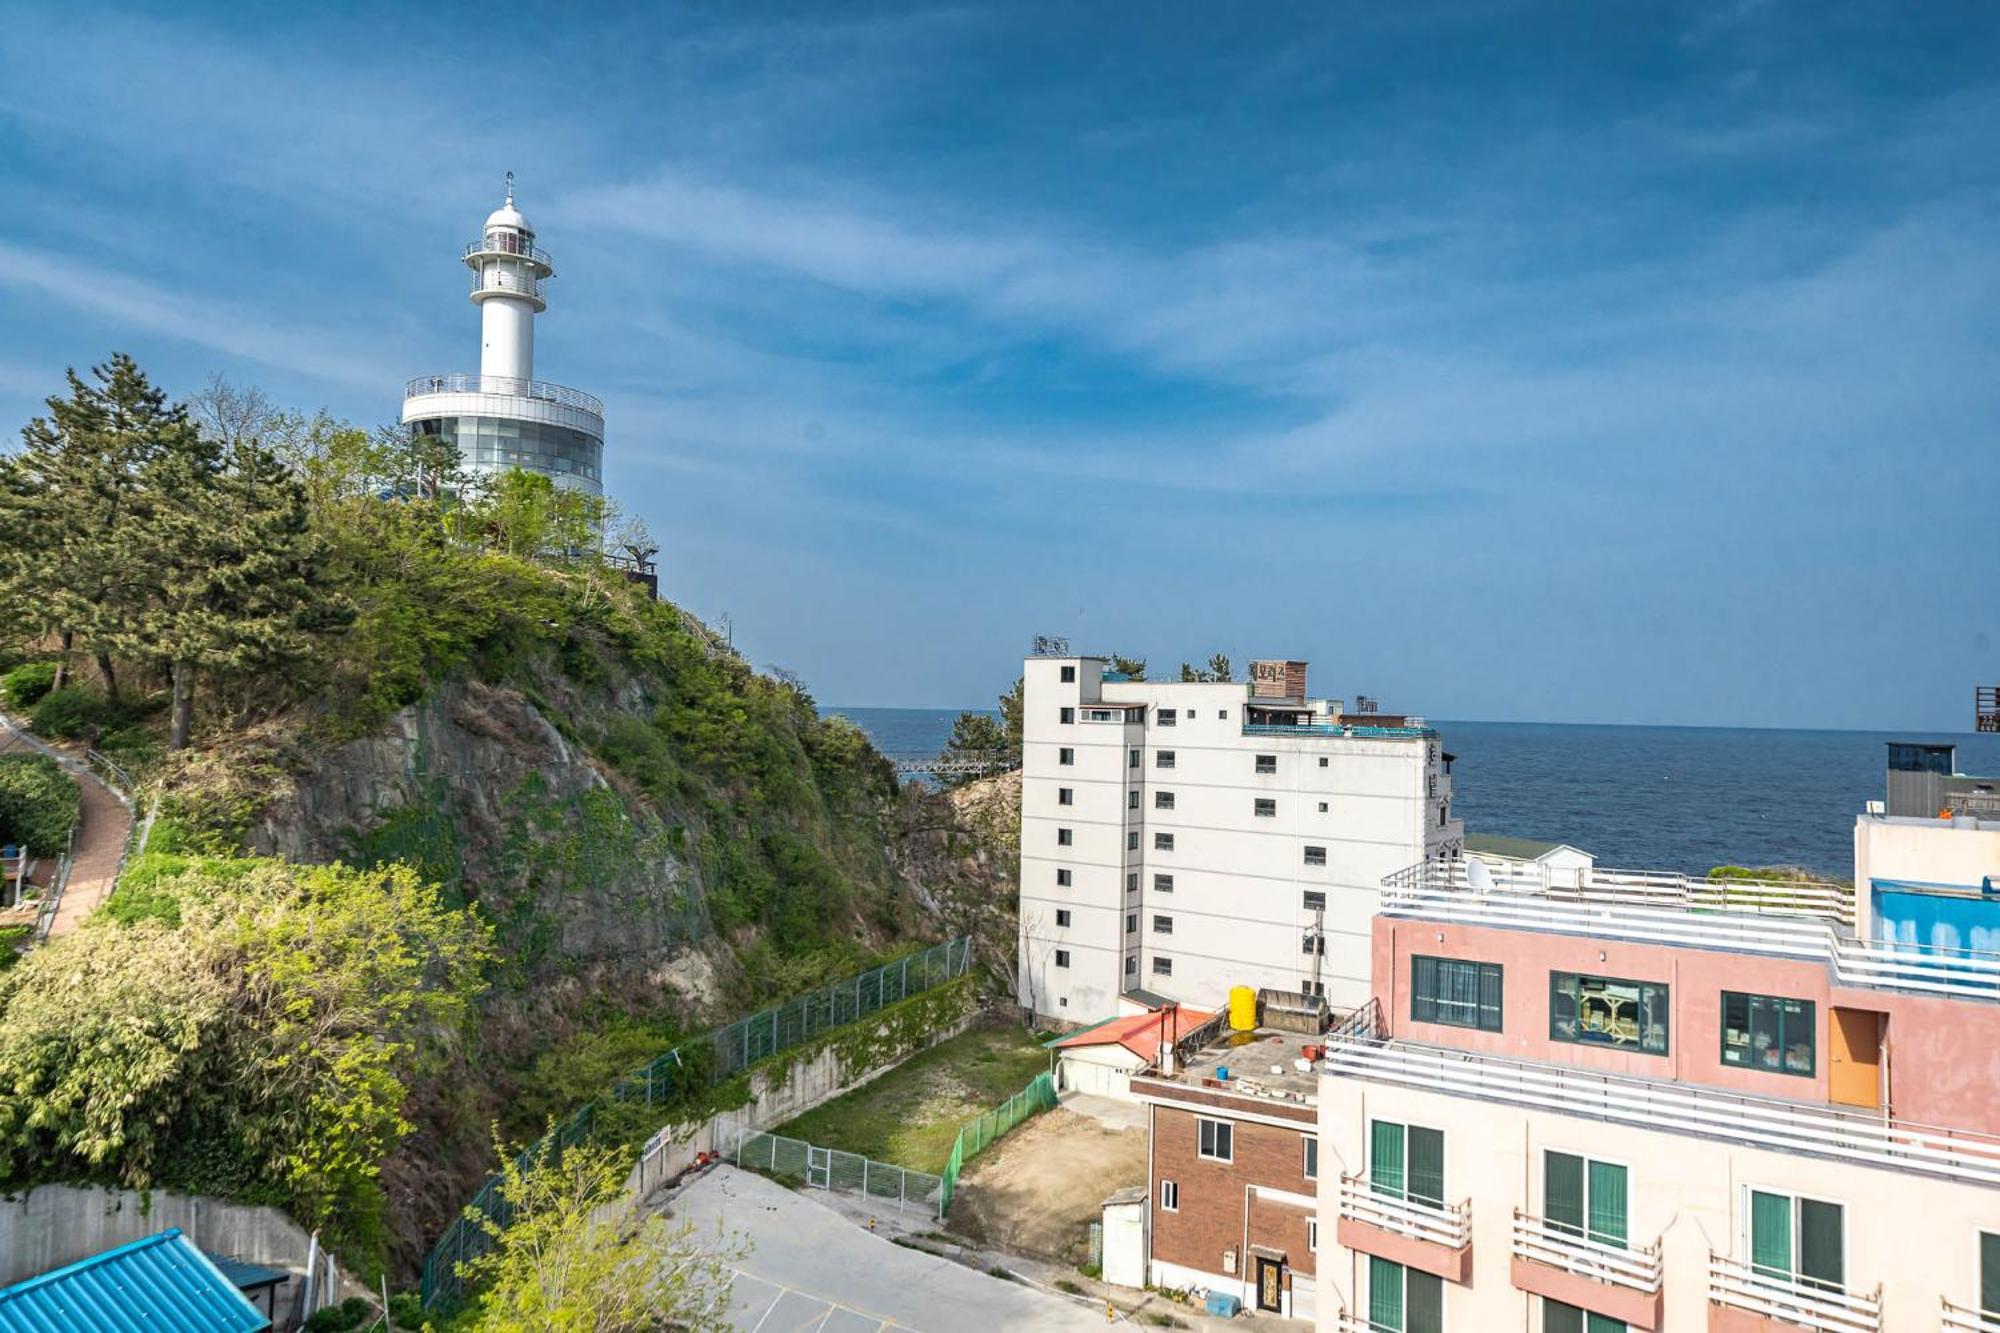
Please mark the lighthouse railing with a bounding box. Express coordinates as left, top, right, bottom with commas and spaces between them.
403, 374, 604, 416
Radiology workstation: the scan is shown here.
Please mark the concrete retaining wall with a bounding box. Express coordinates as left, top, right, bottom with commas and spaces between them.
0, 1184, 365, 1324
627, 995, 985, 1201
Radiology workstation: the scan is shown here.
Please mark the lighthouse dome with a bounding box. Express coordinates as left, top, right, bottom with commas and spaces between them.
484, 200, 532, 235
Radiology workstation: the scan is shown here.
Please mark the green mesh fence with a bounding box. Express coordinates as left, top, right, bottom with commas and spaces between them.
937, 1070, 1058, 1214
422, 935, 971, 1308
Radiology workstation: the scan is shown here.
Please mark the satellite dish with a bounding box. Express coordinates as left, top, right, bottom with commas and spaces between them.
1466, 857, 1494, 894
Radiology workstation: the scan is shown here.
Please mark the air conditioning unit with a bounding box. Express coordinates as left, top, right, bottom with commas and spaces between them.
1222, 1248, 1237, 1275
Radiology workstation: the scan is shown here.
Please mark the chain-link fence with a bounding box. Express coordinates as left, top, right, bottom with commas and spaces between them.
723, 1125, 943, 1215
421, 936, 972, 1308
938, 1070, 1058, 1214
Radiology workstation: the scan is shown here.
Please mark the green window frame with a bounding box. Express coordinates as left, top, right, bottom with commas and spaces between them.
1412, 955, 1503, 1031
1981, 1230, 2000, 1315
1544, 1150, 1628, 1249
1366, 1256, 1442, 1333
1749, 1189, 1844, 1291
1543, 1298, 1627, 1333
1721, 992, 1815, 1077
1369, 1120, 1444, 1207
1549, 971, 1669, 1055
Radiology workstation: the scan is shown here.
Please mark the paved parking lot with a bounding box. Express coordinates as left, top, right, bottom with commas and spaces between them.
668, 1166, 1114, 1332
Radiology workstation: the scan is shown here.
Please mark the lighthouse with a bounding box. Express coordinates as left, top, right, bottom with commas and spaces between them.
402, 175, 606, 497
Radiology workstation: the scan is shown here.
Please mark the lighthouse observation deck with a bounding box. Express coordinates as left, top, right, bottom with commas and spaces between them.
404, 374, 602, 417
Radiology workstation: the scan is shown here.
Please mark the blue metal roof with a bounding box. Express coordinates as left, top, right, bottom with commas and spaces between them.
0, 1229, 271, 1332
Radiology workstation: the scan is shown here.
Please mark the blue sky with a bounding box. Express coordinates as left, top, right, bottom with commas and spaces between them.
1, 1, 1995, 730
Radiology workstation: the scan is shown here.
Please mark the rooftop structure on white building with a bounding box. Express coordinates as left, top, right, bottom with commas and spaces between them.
402, 175, 606, 497
1016, 651, 1462, 1026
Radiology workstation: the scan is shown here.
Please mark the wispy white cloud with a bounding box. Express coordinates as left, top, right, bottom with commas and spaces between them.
0, 242, 402, 390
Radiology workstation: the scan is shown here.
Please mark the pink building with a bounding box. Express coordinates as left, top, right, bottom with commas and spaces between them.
1316, 853, 2000, 1333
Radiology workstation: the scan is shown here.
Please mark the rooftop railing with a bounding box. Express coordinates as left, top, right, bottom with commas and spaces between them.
1381, 859, 2000, 1002
1389, 856, 1854, 925
403, 374, 604, 417
1323, 1004, 2000, 1191
1512, 1208, 1662, 1295
1707, 1253, 1881, 1333
1241, 721, 1437, 740
1337, 1174, 1471, 1251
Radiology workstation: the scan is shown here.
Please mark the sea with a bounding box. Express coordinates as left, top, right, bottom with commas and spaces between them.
823, 707, 2000, 880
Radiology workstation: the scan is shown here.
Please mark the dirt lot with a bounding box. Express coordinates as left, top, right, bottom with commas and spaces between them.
948, 1105, 1147, 1265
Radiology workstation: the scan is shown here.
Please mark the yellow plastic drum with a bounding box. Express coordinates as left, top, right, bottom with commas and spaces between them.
1229, 985, 1257, 1032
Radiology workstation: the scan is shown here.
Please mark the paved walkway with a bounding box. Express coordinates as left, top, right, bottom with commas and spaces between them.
0, 712, 132, 938
665, 1167, 1117, 1332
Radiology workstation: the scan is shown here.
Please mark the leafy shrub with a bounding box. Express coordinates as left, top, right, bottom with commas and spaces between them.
302, 1296, 375, 1331
28, 686, 115, 739
0, 755, 81, 852
0, 663, 55, 710
0, 926, 28, 972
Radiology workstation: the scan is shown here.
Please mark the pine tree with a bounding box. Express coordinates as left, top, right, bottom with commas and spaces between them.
0, 356, 164, 696
121, 410, 351, 749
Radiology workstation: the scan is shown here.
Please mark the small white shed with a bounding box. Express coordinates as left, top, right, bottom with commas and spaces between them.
1100, 1185, 1148, 1289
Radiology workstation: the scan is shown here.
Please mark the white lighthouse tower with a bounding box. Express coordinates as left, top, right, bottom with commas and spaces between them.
402, 175, 606, 496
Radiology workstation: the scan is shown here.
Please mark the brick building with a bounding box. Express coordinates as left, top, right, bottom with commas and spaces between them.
1133, 1028, 1322, 1319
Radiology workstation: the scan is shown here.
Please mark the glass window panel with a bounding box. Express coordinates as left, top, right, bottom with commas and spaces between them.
1588, 1161, 1628, 1249
1408, 1126, 1445, 1207
1544, 1151, 1585, 1236
1751, 1190, 1793, 1278
1799, 1198, 1843, 1289
1367, 1256, 1404, 1331
1371, 1120, 1406, 1198
1981, 1230, 2000, 1314
1405, 1270, 1442, 1333
1550, 972, 1668, 1054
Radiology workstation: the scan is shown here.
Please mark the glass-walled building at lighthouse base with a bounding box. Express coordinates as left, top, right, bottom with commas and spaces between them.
402, 376, 605, 495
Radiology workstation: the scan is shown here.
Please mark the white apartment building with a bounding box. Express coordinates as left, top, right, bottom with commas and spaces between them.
1017, 656, 1461, 1023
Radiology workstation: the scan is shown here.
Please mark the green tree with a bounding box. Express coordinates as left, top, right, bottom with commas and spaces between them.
0, 355, 170, 698
938, 710, 1009, 783
996, 676, 1023, 761
459, 1134, 739, 1332
0, 859, 490, 1228
122, 407, 351, 749
479, 468, 606, 558
1178, 653, 1233, 682
1109, 654, 1147, 680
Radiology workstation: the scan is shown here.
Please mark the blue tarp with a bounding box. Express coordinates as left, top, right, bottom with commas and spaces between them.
0, 1229, 271, 1332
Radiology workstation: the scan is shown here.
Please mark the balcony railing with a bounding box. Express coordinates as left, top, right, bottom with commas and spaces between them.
1322, 1007, 2000, 1191
1511, 1209, 1661, 1294
1707, 1253, 1881, 1333
464, 237, 554, 267
403, 375, 605, 417
1337, 1174, 1471, 1250
1382, 862, 2000, 1003
1331, 1314, 1387, 1333
1943, 1298, 2000, 1331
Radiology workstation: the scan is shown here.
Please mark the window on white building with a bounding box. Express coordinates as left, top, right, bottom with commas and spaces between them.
1058, 747, 1074, 765
1154, 832, 1174, 851
1153, 915, 1173, 934
1155, 874, 1174, 893
1054, 950, 1070, 968
1126, 913, 1137, 934
1152, 957, 1173, 976
1127, 831, 1140, 851
1154, 791, 1175, 810
1303, 846, 1327, 866
1255, 754, 1277, 774
1128, 790, 1140, 809
1156, 750, 1176, 769
1058, 787, 1074, 805
1057, 828, 1073, 846
1158, 708, 1177, 726
1055, 909, 1071, 927
1254, 798, 1277, 817
1302, 889, 1326, 910
1126, 872, 1138, 893
1059, 707, 1074, 724
1060, 665, 1076, 683
1056, 868, 1072, 886
1125, 955, 1137, 976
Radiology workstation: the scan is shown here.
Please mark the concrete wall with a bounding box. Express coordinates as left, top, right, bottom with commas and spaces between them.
0, 1184, 362, 1322
1318, 1076, 2000, 1331
1020, 656, 1459, 1025
625, 987, 983, 1201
